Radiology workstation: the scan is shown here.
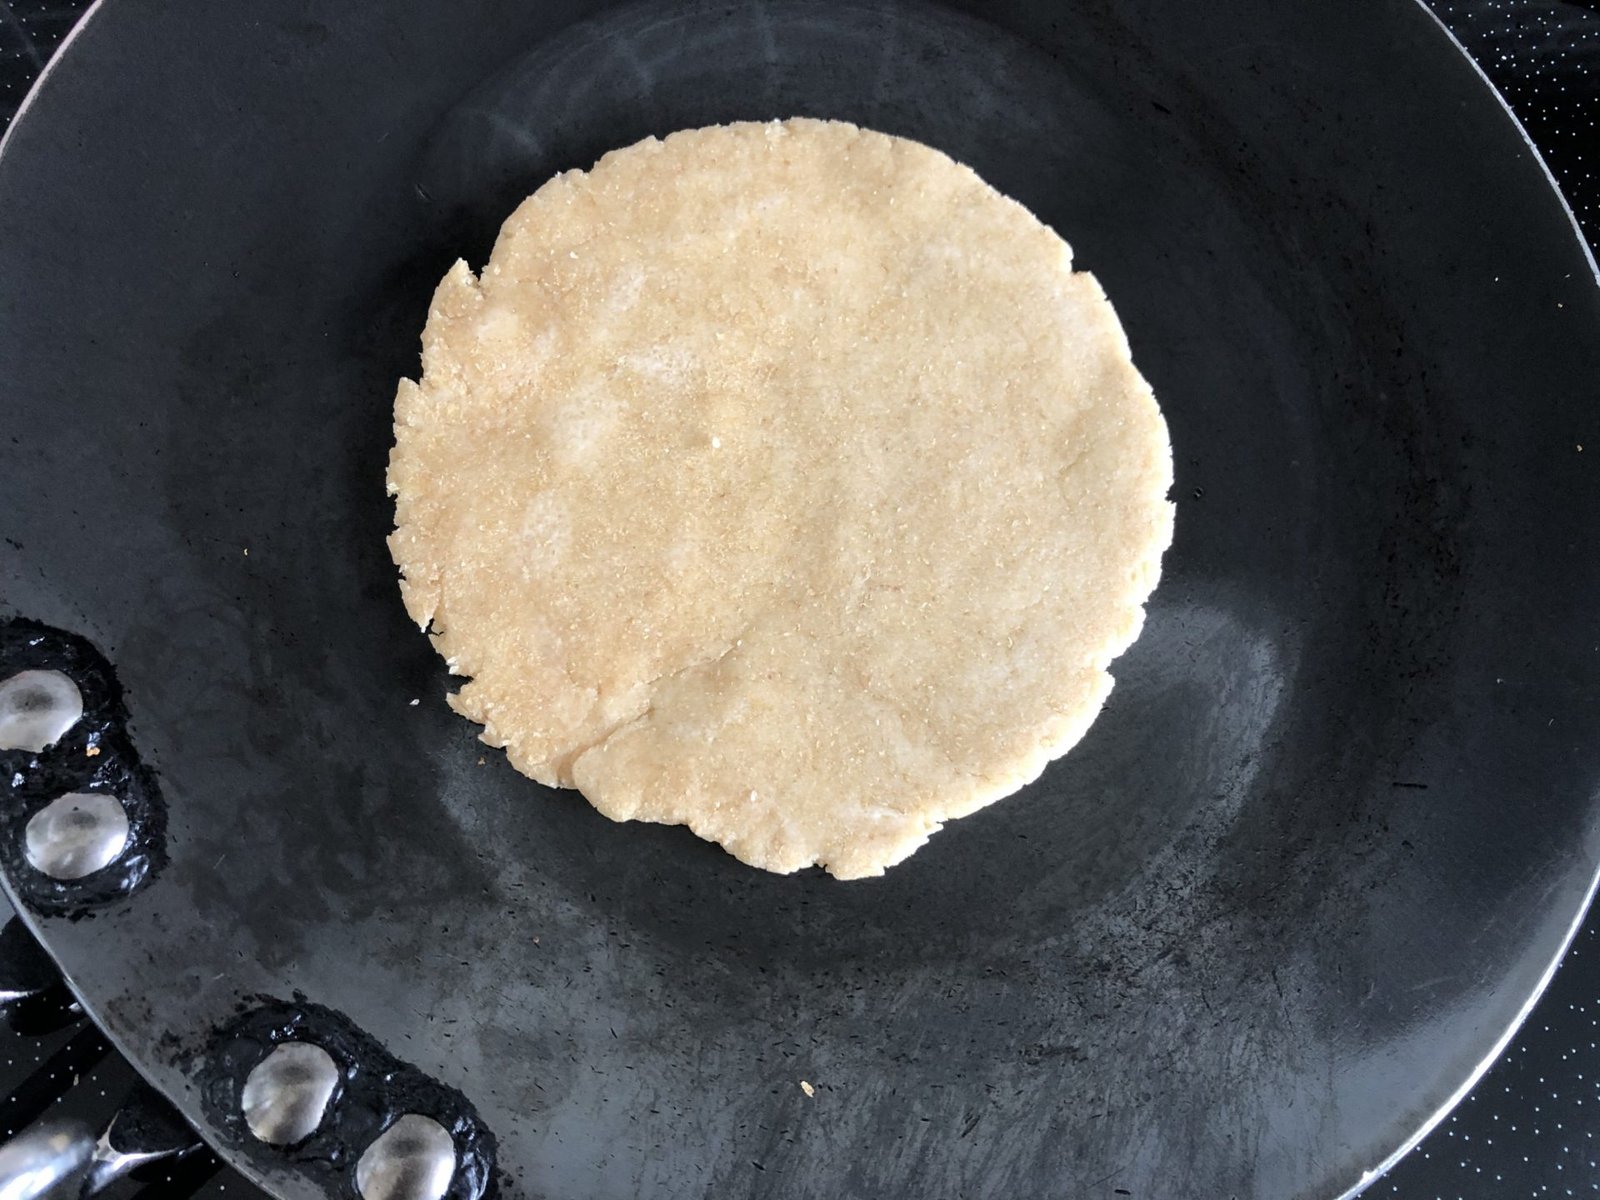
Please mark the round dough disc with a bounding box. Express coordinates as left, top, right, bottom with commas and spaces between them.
388, 118, 1174, 879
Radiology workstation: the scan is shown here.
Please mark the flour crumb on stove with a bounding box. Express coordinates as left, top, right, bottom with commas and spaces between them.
799, 1080, 815, 1097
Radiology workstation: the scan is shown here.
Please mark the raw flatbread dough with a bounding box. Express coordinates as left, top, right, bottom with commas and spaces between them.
388, 118, 1173, 879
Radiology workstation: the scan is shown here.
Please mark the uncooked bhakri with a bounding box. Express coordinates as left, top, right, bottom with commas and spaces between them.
388, 118, 1174, 880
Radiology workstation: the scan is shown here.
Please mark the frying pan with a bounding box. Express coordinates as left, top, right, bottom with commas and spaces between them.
2, 0, 1598, 1197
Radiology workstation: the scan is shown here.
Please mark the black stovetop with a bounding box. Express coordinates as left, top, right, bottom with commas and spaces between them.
1, 2, 1597, 1197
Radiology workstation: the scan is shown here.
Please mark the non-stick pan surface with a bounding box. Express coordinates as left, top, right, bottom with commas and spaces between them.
2, 1, 1599, 1197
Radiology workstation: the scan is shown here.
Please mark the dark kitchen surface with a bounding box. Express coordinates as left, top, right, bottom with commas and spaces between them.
1, 2, 1597, 1198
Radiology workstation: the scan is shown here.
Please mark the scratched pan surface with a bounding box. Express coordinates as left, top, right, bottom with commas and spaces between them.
2, 0, 1599, 1197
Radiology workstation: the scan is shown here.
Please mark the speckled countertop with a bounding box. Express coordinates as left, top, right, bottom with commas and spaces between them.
1, 2, 1596, 1197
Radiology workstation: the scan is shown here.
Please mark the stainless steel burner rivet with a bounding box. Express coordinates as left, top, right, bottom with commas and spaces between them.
24, 792, 130, 880
0, 669, 83, 753
242, 1042, 340, 1146
356, 1114, 456, 1200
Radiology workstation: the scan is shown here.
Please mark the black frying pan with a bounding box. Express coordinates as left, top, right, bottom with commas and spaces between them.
2, 1, 1599, 1197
